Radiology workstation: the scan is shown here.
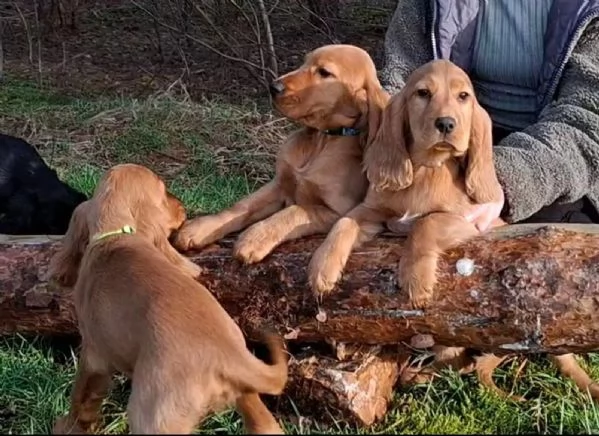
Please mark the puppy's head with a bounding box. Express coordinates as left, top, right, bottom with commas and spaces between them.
95, 163, 187, 236
269, 44, 388, 131
365, 60, 502, 202
404, 60, 478, 167
48, 163, 187, 286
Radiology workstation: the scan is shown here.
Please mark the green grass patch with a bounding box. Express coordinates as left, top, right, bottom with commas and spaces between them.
1, 338, 599, 434
1, 78, 599, 434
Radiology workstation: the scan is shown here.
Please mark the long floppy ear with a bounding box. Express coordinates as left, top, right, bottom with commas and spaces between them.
138, 203, 201, 279
363, 92, 413, 191
48, 200, 92, 287
465, 102, 504, 203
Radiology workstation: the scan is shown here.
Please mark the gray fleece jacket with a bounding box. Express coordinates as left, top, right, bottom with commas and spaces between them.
380, 0, 599, 223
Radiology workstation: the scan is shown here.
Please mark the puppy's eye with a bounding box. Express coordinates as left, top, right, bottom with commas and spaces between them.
317, 67, 334, 78
416, 88, 431, 98
458, 91, 470, 101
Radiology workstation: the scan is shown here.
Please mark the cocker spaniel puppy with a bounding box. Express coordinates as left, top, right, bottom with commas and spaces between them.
49, 164, 288, 434
173, 44, 389, 263
308, 59, 503, 308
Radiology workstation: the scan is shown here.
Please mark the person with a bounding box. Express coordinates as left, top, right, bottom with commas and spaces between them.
380, 0, 599, 230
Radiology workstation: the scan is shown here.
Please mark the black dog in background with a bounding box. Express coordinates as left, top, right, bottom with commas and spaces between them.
0, 133, 87, 235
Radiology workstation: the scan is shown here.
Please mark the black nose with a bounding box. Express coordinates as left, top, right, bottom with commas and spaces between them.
434, 116, 456, 134
269, 81, 285, 96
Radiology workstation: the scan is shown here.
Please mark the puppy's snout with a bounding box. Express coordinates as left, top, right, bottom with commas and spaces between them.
434, 117, 456, 134
269, 81, 285, 97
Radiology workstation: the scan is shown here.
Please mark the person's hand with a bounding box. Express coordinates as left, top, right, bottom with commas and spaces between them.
463, 191, 505, 232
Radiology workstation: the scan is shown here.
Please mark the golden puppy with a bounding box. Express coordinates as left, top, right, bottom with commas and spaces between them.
306, 59, 599, 404
173, 44, 389, 262
49, 164, 288, 434
308, 59, 503, 308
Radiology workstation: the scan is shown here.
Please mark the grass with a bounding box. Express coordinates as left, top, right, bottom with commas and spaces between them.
1, 78, 599, 434
0, 78, 290, 214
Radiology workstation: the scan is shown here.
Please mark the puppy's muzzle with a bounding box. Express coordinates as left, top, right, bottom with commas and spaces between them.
269, 81, 285, 97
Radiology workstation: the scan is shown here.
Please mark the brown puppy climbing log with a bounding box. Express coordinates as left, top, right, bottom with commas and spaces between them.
1, 223, 599, 355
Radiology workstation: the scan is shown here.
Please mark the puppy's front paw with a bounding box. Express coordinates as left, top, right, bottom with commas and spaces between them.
184, 259, 205, 279
308, 248, 343, 297
233, 224, 274, 264
53, 270, 78, 288
398, 257, 436, 309
173, 216, 224, 251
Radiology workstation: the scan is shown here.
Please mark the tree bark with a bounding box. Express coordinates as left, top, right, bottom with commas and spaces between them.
1, 224, 599, 355
284, 346, 400, 426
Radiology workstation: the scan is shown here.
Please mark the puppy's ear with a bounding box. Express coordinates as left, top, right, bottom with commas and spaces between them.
48, 200, 91, 287
142, 205, 201, 279
329, 86, 366, 128
363, 92, 413, 191
164, 191, 187, 232
465, 102, 503, 203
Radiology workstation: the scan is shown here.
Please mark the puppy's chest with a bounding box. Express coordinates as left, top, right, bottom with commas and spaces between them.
372, 167, 472, 218
278, 142, 367, 213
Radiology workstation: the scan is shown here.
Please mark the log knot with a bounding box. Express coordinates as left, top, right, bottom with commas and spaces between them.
499, 257, 561, 303
24, 284, 56, 308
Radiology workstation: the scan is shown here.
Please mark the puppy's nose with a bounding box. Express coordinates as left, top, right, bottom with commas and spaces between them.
434, 117, 456, 134
269, 81, 285, 96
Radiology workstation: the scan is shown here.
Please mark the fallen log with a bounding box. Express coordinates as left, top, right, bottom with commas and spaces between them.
283, 345, 400, 426
1, 224, 599, 355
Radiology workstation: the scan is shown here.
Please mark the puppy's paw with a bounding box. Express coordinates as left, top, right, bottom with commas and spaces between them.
233, 224, 274, 264
233, 241, 271, 264
52, 415, 88, 434
398, 257, 436, 309
53, 270, 79, 288
173, 215, 223, 251
183, 258, 205, 279
308, 249, 342, 297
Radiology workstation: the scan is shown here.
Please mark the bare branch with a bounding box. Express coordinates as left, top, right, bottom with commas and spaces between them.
257, 0, 278, 78
13, 1, 34, 65
130, 0, 275, 87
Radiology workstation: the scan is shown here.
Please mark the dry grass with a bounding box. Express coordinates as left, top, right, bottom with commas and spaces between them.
1, 78, 293, 214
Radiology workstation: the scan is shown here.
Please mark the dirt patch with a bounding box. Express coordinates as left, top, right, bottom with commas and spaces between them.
3, 0, 395, 103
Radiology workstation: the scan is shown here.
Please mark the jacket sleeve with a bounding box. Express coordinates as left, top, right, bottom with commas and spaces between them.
494, 20, 599, 223
378, 0, 433, 94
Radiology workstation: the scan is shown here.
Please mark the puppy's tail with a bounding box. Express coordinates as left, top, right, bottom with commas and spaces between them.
237, 330, 289, 396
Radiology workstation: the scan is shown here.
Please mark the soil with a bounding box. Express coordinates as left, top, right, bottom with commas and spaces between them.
2, 0, 395, 103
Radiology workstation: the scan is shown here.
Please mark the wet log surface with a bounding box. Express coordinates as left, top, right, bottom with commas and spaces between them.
1, 224, 599, 355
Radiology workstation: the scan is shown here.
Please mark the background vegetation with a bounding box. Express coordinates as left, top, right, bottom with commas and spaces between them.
1, 1, 598, 433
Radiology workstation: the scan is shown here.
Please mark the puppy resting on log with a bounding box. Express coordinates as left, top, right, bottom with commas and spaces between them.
309, 59, 599, 402
173, 44, 389, 260
309, 59, 504, 308
49, 164, 288, 434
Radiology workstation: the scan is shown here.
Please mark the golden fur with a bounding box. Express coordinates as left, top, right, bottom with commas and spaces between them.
308, 59, 504, 308
307, 59, 599, 403
173, 44, 389, 260
49, 164, 288, 434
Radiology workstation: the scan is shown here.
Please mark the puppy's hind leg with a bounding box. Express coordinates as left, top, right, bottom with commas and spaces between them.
53, 345, 113, 434
551, 354, 599, 401
475, 353, 525, 402
236, 393, 284, 435
127, 369, 205, 434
